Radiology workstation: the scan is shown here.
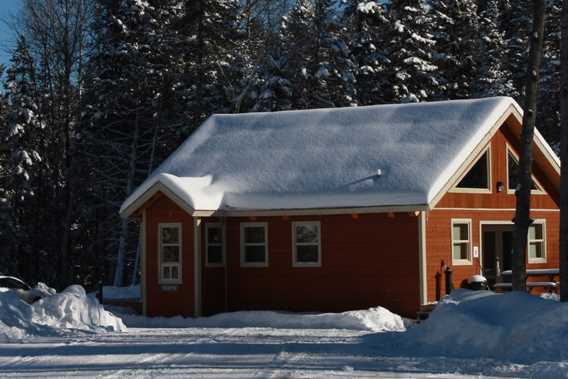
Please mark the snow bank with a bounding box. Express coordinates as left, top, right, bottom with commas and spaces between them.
101, 285, 140, 300
387, 289, 568, 363
0, 285, 126, 341
121, 306, 405, 332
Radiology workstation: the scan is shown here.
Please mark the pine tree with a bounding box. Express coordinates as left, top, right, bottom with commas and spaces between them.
387, 0, 438, 102
538, 0, 561, 146
502, 0, 531, 98
0, 37, 47, 282
82, 0, 180, 285
473, 0, 514, 96
175, 0, 243, 133
345, 0, 392, 105
431, 0, 479, 99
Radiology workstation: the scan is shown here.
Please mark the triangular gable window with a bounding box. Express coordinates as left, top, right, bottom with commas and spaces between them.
455, 149, 490, 191
507, 149, 544, 193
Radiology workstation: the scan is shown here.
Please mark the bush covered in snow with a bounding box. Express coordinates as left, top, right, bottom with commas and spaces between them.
121, 306, 405, 332
0, 285, 126, 341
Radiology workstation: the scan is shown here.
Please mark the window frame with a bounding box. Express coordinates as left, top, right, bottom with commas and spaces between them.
506, 144, 546, 195
292, 221, 322, 267
158, 222, 182, 284
240, 222, 269, 267
450, 144, 492, 194
205, 223, 225, 267
527, 219, 547, 264
451, 218, 472, 266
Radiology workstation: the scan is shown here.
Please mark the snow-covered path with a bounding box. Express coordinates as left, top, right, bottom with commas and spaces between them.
0, 327, 563, 378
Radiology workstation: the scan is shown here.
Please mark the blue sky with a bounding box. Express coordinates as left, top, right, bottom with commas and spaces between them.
0, 0, 22, 70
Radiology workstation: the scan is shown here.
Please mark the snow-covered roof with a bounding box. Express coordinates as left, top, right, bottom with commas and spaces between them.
120, 96, 559, 217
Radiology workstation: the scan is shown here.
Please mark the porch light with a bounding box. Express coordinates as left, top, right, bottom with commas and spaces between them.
496, 181, 504, 192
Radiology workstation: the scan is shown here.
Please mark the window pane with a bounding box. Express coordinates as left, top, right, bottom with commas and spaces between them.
508, 153, 538, 190
245, 245, 266, 263
207, 226, 222, 244
244, 226, 265, 244
162, 246, 180, 263
161, 226, 179, 244
528, 224, 542, 240
452, 243, 468, 260
297, 245, 319, 263
529, 242, 543, 259
171, 266, 179, 279
453, 223, 468, 241
457, 152, 488, 189
208, 245, 223, 264
163, 266, 170, 279
296, 224, 319, 243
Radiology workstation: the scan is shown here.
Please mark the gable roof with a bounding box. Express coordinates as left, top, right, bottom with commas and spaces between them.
120, 96, 560, 217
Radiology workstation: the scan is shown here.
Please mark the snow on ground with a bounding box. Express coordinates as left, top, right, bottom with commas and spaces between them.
0, 285, 125, 341
371, 289, 568, 364
2, 290, 568, 377
121, 306, 406, 332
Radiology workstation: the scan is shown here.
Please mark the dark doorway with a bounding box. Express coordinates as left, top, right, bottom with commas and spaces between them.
481, 224, 514, 288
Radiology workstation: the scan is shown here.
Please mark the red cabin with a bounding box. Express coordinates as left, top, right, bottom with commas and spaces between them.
120, 97, 560, 318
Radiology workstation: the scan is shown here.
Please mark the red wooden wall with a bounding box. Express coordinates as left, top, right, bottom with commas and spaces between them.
144, 196, 195, 317
426, 121, 559, 302
200, 213, 421, 317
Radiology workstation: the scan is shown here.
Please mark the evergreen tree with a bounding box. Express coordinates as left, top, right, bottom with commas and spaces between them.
538, 0, 561, 146
0, 37, 47, 282
473, 0, 514, 96
431, 0, 479, 99
345, 0, 392, 105
387, 0, 438, 102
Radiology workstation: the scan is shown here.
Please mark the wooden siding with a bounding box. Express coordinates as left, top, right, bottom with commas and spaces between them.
428, 120, 560, 302
425, 209, 559, 302
144, 195, 195, 316
200, 213, 421, 317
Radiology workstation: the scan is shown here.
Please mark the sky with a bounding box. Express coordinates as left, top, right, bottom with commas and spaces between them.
0, 0, 22, 70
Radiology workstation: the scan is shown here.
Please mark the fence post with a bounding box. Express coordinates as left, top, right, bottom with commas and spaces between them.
445, 266, 453, 295
435, 271, 441, 301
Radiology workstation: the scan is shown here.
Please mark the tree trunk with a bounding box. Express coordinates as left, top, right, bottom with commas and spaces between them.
559, 0, 568, 301
113, 110, 140, 286
512, 0, 545, 292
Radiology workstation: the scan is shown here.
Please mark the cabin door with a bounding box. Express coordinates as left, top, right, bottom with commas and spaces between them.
481, 224, 514, 287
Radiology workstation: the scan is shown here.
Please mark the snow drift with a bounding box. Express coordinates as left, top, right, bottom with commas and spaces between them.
375, 289, 568, 363
0, 285, 126, 341
121, 306, 405, 332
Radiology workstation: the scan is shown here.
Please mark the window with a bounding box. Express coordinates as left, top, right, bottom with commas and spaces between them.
241, 223, 268, 267
292, 222, 321, 267
158, 223, 182, 283
528, 221, 546, 263
454, 146, 491, 192
205, 223, 224, 266
451, 219, 471, 265
507, 147, 544, 194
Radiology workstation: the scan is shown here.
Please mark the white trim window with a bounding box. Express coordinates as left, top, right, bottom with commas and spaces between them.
158, 223, 182, 283
506, 145, 546, 195
451, 145, 492, 193
528, 220, 546, 263
205, 223, 224, 267
292, 221, 321, 267
241, 222, 268, 267
451, 219, 472, 265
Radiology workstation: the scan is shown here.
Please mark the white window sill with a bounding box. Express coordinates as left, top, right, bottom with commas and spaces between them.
158, 280, 182, 285
452, 259, 473, 266
528, 258, 547, 264
292, 262, 321, 268
241, 262, 268, 268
